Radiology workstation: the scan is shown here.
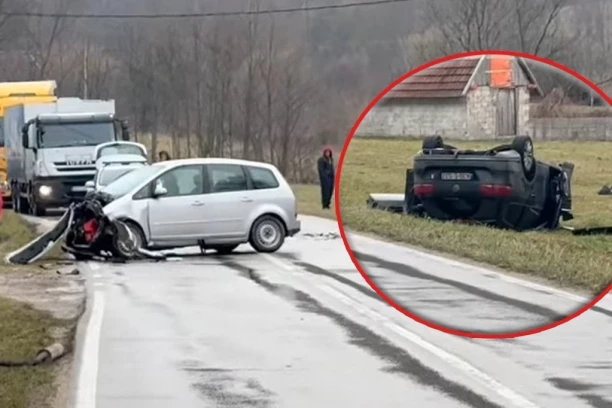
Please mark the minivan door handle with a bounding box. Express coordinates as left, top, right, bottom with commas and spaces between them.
240, 197, 253, 203
191, 201, 205, 207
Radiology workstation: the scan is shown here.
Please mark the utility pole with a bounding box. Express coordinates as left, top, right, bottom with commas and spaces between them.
83, 39, 89, 99
302, 0, 310, 46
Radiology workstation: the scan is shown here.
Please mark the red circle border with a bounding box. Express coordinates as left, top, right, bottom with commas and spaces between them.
333, 50, 612, 339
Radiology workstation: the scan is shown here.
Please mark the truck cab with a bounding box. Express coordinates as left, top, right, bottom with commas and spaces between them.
7, 99, 130, 216
0, 81, 57, 208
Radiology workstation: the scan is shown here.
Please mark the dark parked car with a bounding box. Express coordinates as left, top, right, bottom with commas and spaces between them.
402, 135, 574, 231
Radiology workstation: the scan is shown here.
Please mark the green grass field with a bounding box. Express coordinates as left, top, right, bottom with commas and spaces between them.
0, 212, 58, 408
295, 138, 612, 295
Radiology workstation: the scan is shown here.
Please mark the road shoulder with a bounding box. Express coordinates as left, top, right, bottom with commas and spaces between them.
297, 213, 599, 302
0, 212, 86, 408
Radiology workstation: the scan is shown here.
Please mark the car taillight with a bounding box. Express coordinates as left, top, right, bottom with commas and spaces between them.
479, 184, 512, 198
414, 184, 435, 197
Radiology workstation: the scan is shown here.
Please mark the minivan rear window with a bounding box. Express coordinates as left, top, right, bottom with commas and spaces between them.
247, 166, 279, 190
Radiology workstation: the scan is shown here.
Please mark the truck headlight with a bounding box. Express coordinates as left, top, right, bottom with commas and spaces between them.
39, 185, 52, 196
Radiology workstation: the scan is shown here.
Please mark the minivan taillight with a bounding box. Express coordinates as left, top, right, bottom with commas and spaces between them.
414, 184, 435, 197
479, 184, 512, 198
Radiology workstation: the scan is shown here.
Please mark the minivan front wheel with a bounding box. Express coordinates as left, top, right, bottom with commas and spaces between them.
249, 215, 285, 253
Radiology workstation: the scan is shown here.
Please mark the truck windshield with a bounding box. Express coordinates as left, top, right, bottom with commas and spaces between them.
101, 165, 166, 198
39, 122, 114, 148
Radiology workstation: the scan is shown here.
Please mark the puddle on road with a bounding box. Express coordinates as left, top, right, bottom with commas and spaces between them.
181, 360, 276, 407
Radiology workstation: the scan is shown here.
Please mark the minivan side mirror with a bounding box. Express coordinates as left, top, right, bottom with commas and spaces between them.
152, 181, 168, 198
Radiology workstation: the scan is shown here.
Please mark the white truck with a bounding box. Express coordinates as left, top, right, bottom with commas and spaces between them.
6, 98, 130, 215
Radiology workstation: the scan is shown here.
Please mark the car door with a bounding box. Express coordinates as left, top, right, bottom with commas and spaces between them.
201, 163, 252, 238
147, 164, 205, 243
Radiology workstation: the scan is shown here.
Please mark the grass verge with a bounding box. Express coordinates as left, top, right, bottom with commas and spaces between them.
0, 211, 62, 408
338, 138, 612, 294
292, 184, 337, 220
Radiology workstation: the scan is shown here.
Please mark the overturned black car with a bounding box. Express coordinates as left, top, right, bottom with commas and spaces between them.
367, 135, 575, 231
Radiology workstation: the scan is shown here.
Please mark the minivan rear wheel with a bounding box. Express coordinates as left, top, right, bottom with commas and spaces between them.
249, 215, 285, 253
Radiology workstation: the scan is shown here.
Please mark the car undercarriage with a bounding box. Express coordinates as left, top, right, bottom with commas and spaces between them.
366, 135, 610, 236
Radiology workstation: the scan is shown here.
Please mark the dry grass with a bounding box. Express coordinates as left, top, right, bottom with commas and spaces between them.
330, 138, 612, 294
293, 184, 338, 220
0, 212, 60, 408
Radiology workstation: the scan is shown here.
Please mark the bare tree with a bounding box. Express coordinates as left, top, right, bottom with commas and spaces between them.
24, 0, 77, 79
426, 0, 569, 58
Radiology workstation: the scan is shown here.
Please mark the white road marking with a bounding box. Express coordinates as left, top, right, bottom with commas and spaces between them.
262, 253, 541, 408
318, 285, 541, 408
75, 290, 105, 408
348, 232, 593, 305
89, 263, 100, 271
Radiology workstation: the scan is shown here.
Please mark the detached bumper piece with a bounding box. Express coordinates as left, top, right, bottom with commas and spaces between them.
5, 207, 73, 265
562, 225, 612, 236
6, 194, 167, 265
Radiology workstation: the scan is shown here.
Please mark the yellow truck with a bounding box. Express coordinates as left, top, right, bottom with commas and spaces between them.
0, 81, 57, 207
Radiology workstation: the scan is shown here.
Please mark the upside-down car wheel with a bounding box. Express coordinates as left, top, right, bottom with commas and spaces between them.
511, 135, 536, 181
422, 135, 445, 150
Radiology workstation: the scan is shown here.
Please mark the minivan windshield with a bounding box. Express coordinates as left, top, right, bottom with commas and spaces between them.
100, 164, 167, 198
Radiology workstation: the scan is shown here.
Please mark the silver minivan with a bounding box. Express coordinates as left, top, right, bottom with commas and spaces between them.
99, 158, 301, 254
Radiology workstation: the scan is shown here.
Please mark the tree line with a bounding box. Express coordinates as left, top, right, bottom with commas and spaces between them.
0, 0, 610, 181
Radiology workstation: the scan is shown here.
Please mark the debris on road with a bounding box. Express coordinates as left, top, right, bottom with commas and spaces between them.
301, 232, 341, 240
6, 191, 167, 265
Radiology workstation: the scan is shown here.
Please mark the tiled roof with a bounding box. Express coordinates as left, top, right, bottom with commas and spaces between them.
386, 57, 482, 99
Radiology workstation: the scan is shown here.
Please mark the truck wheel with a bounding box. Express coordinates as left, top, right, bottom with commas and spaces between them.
31, 200, 46, 217
511, 136, 536, 181
17, 195, 29, 214
11, 191, 18, 212
28, 193, 46, 217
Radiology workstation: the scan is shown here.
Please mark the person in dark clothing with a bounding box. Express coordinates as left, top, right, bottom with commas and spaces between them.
317, 147, 335, 210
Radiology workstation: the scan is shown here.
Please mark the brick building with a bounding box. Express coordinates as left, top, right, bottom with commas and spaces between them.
356, 55, 544, 140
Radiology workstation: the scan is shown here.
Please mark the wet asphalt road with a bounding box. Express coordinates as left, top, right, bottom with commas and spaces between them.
57, 215, 612, 408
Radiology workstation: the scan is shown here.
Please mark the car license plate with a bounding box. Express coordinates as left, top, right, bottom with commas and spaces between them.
441, 172, 473, 181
